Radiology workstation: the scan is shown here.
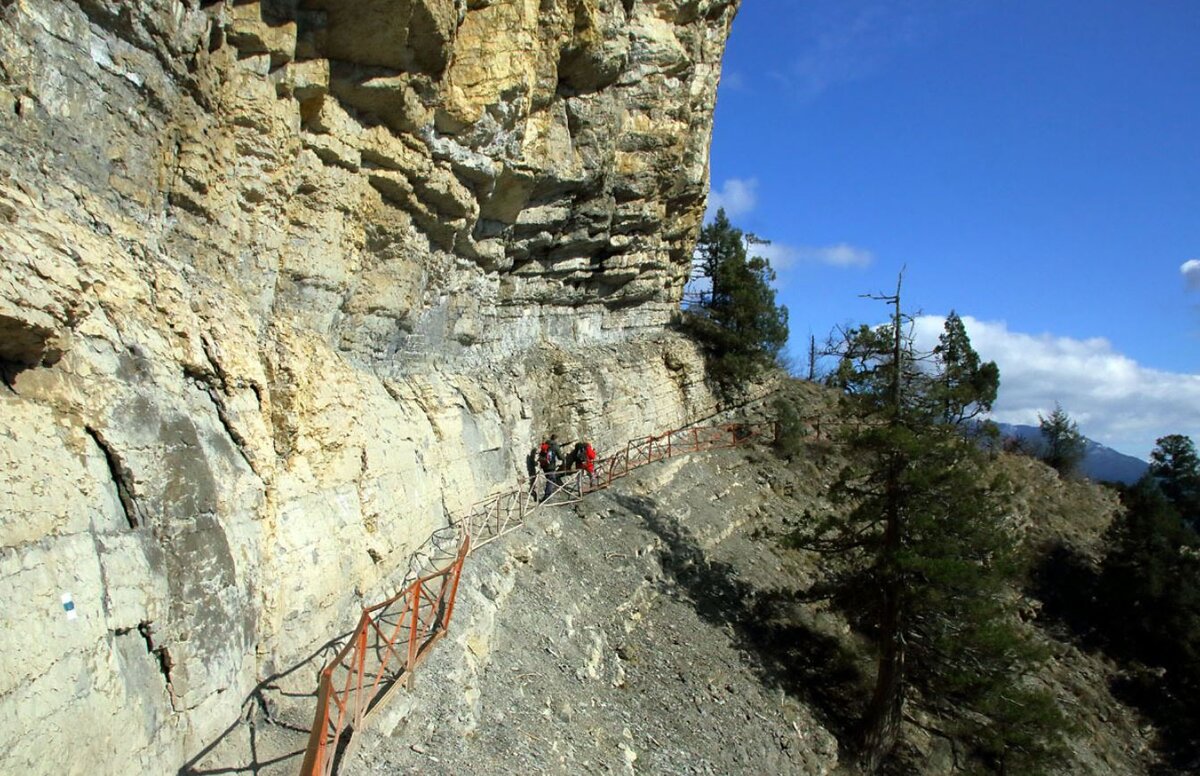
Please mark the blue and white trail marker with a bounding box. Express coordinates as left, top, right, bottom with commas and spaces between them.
61, 592, 77, 621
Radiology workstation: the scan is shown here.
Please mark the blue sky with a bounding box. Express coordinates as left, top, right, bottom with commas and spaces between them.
706, 0, 1200, 458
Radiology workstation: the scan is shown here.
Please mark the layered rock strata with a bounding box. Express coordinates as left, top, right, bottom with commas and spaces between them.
0, 0, 738, 772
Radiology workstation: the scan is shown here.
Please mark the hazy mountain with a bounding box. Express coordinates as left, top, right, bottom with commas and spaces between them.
992, 422, 1149, 485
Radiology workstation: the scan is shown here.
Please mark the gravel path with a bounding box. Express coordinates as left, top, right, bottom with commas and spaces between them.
344, 450, 843, 775
340, 441, 1157, 776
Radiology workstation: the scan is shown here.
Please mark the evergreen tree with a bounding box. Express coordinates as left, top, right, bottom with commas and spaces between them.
1038, 404, 1085, 477
1149, 434, 1200, 529
932, 311, 1000, 424
795, 280, 1064, 772
684, 208, 789, 385
771, 393, 806, 459
1096, 476, 1200, 765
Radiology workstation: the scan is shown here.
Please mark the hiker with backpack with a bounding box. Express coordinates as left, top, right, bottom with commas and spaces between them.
538, 434, 562, 500
569, 440, 598, 488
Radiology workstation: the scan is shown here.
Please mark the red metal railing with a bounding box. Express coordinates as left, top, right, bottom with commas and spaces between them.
300, 419, 792, 775
299, 536, 469, 776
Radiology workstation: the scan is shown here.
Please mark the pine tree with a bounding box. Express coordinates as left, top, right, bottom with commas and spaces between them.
1038, 404, 1085, 477
684, 208, 789, 386
795, 280, 1064, 772
932, 311, 1000, 424
1096, 475, 1200, 765
1149, 434, 1200, 529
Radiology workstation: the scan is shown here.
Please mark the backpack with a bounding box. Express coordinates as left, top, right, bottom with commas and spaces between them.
538, 442, 556, 471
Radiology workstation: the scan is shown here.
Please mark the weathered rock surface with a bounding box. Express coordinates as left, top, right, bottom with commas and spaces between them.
0, 0, 738, 772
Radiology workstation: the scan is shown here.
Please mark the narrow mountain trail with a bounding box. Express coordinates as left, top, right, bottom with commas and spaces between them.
344, 448, 845, 775
341, 437, 1157, 776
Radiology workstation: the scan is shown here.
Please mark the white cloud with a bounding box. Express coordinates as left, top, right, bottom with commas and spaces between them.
751, 242, 798, 271
707, 178, 758, 220
1182, 259, 1200, 291
720, 71, 747, 92
794, 243, 874, 268
741, 242, 873, 274
913, 315, 1200, 459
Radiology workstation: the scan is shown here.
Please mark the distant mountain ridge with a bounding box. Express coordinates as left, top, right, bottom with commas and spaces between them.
991, 422, 1149, 485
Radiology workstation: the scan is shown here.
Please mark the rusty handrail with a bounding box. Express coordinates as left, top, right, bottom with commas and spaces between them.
299, 537, 469, 776
299, 416, 818, 775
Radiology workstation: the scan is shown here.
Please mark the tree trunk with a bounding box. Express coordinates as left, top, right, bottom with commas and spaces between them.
860, 570, 905, 772
861, 273, 908, 772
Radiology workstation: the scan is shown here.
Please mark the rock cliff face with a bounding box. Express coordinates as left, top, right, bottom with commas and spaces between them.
0, 1, 738, 771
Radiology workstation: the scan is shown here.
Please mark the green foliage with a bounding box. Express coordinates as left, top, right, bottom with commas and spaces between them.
967, 683, 1072, 776
771, 395, 806, 459
1033, 445, 1200, 768
1095, 474, 1200, 765
1038, 404, 1086, 477
828, 311, 997, 428
684, 209, 789, 386
1149, 433, 1200, 530
837, 420, 1067, 773
796, 288, 1065, 772
932, 312, 1001, 425
971, 419, 1004, 459
1099, 479, 1200, 665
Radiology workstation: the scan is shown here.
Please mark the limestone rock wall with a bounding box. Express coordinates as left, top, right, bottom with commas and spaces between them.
0, 0, 737, 771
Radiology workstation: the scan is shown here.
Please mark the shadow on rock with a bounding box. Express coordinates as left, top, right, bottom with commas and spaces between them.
614, 493, 866, 742
180, 520, 466, 775
1033, 541, 1200, 772
177, 638, 331, 776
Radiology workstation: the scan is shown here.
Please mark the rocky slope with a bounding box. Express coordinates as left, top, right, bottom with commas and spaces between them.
344, 434, 1158, 775
348, 451, 845, 776
0, 1, 739, 772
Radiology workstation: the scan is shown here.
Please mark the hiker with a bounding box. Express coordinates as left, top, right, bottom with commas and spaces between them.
525, 446, 539, 499
538, 435, 561, 500
583, 440, 597, 486
570, 440, 598, 487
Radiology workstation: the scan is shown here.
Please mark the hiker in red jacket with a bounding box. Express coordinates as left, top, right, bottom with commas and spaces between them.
576, 440, 598, 487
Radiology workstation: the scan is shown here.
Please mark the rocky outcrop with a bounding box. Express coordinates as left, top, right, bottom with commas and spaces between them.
0, 0, 738, 772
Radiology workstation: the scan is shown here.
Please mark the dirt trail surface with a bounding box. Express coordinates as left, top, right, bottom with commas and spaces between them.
344, 448, 844, 775
341, 437, 1157, 776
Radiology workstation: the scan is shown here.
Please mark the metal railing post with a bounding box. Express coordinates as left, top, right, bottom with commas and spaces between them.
443, 537, 468, 630
353, 620, 368, 731
300, 668, 333, 776
405, 583, 420, 684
